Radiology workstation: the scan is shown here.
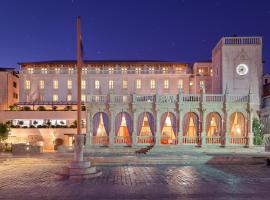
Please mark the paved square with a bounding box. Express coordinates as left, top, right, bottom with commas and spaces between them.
0, 153, 270, 199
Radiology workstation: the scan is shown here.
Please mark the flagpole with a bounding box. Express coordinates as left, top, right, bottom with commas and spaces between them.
77, 16, 82, 135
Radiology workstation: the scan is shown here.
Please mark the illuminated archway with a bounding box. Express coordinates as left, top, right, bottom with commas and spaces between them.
229, 112, 246, 137
137, 112, 155, 136
183, 112, 199, 137
115, 112, 132, 137
160, 112, 177, 144
206, 112, 222, 137
92, 112, 110, 136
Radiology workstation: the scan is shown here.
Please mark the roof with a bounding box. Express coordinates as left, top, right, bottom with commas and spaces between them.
0, 67, 17, 71
18, 60, 191, 66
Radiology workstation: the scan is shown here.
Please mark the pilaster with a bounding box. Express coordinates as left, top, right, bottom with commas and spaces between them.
109, 109, 115, 146
132, 110, 138, 147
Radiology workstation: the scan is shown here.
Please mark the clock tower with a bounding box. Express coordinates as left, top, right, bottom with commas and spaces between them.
212, 36, 263, 110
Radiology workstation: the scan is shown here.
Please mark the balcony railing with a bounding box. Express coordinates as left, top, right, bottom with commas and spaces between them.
183, 136, 200, 144
229, 137, 248, 145
205, 95, 224, 102
137, 136, 155, 144
206, 136, 221, 144
91, 136, 109, 145
181, 94, 201, 102
114, 136, 131, 144
134, 95, 155, 103
86, 95, 108, 103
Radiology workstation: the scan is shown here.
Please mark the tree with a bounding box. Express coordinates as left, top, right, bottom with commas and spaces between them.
253, 118, 264, 145
0, 123, 10, 143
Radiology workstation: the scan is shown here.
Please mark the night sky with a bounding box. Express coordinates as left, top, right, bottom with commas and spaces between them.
1, 0, 270, 72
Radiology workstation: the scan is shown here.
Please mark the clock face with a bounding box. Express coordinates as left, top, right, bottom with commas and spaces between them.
236, 64, 248, 76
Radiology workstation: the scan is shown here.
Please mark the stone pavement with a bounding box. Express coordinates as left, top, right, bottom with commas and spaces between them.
0, 153, 270, 199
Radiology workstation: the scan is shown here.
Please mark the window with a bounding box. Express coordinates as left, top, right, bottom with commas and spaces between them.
25, 80, 31, 90
13, 81, 17, 88
109, 80, 114, 89
95, 80, 100, 89
265, 79, 269, 84
210, 69, 213, 76
108, 67, 114, 74
198, 68, 203, 73
136, 79, 141, 89
82, 68, 87, 74
26, 94, 30, 102
53, 80, 58, 89
39, 80, 45, 89
53, 94, 58, 101
68, 68, 74, 74
67, 95, 72, 101
122, 80, 128, 89
13, 93, 18, 99
176, 67, 183, 73
200, 80, 205, 88
39, 95, 44, 101
55, 67, 60, 74
178, 79, 183, 89
162, 67, 168, 74
67, 80, 72, 89
149, 67, 155, 74
121, 67, 127, 74
81, 94, 86, 102
41, 68, 47, 74
164, 80, 169, 89
189, 81, 194, 86
135, 67, 141, 74
95, 68, 101, 74
150, 80, 156, 89
27, 68, 34, 74
123, 95, 128, 103
81, 80, 86, 89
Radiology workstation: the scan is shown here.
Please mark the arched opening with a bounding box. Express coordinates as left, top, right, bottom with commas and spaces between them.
137, 112, 155, 144
183, 112, 199, 144
160, 112, 177, 144
229, 112, 246, 144
92, 112, 109, 145
115, 112, 132, 144
206, 112, 222, 144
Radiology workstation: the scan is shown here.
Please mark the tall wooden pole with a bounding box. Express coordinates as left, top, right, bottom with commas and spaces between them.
77, 16, 82, 135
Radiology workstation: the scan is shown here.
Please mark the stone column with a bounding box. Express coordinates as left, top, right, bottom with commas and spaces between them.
109, 110, 115, 146
155, 110, 161, 145
178, 109, 183, 145
85, 112, 91, 146
132, 110, 137, 147
201, 110, 207, 147
247, 110, 254, 147
225, 111, 231, 147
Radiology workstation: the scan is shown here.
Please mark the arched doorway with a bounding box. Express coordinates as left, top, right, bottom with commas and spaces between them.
115, 112, 132, 144
160, 112, 177, 144
137, 112, 155, 144
92, 112, 110, 145
206, 112, 222, 144
229, 112, 246, 144
183, 112, 199, 144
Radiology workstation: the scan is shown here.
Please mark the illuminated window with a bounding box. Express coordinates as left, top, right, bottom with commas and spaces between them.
53, 94, 58, 101
162, 67, 168, 74
55, 67, 60, 74
96, 68, 101, 74
200, 80, 205, 88
210, 69, 213, 76
67, 80, 72, 89
109, 80, 114, 89
27, 68, 34, 74
136, 79, 141, 89
121, 67, 127, 74
81, 80, 86, 89
95, 80, 100, 89
135, 67, 141, 74
82, 67, 87, 74
198, 68, 203, 73
25, 80, 31, 90
39, 95, 44, 101
81, 94, 86, 102
26, 94, 30, 102
68, 68, 74, 74
189, 81, 194, 86
108, 67, 114, 74
176, 67, 182, 73
41, 67, 47, 74
164, 80, 169, 89
39, 80, 45, 89
123, 95, 128, 103
150, 80, 156, 89
53, 80, 58, 89
178, 79, 183, 89
149, 67, 155, 74
67, 95, 72, 101
122, 80, 128, 89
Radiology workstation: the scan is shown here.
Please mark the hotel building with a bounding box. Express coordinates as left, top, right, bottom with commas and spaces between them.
0, 36, 263, 150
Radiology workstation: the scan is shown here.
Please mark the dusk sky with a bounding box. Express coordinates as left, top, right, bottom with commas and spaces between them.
1, 0, 270, 72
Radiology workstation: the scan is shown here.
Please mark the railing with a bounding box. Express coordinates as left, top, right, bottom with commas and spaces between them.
134, 95, 155, 103
183, 136, 200, 144
157, 95, 177, 103
205, 95, 224, 102
227, 95, 248, 103
160, 136, 178, 144
91, 136, 109, 145
206, 136, 221, 144
86, 95, 108, 103
229, 137, 248, 145
114, 136, 131, 144
137, 136, 155, 144
182, 94, 201, 102
112, 95, 131, 103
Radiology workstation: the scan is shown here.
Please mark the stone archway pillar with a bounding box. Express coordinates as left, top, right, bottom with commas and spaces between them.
132, 110, 138, 147
109, 110, 115, 146
201, 110, 207, 147
178, 109, 183, 145
155, 110, 161, 145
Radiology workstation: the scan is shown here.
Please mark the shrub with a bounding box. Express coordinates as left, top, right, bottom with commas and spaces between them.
52, 106, 57, 111
23, 106, 31, 111
253, 118, 264, 145
81, 106, 86, 111
22, 126, 28, 128
64, 106, 72, 111
37, 106, 46, 111
29, 125, 35, 128
9, 104, 18, 111
0, 123, 10, 143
